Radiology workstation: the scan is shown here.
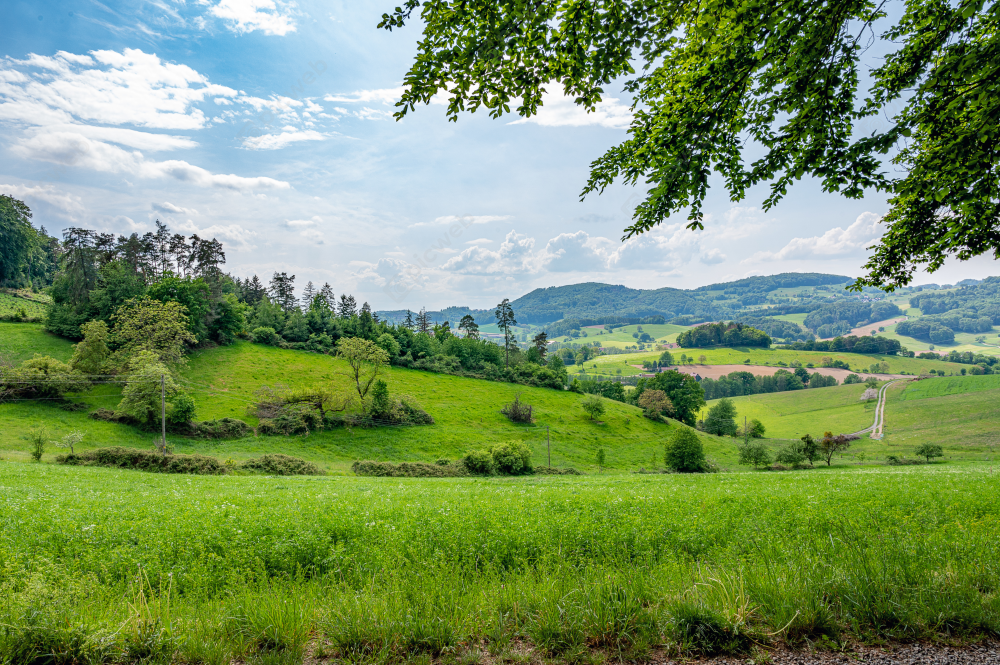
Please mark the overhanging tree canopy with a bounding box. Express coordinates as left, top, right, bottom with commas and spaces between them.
380, 0, 1000, 288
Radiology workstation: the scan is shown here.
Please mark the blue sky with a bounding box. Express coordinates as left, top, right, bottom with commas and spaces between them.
1, 0, 995, 310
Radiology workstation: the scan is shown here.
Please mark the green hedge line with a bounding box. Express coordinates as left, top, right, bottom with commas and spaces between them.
56, 447, 323, 476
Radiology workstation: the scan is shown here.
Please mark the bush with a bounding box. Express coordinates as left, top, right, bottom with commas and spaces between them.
89, 408, 140, 425
352, 460, 468, 477
737, 440, 771, 468
747, 418, 766, 438
57, 447, 227, 475
500, 393, 533, 423
190, 418, 253, 439
665, 428, 708, 472
462, 449, 495, 475
703, 398, 738, 436
238, 454, 323, 476
251, 326, 280, 345
489, 440, 533, 475
774, 442, 808, 468
28, 430, 45, 462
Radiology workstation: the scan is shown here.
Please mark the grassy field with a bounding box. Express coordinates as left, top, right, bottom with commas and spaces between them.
0, 328, 731, 472
587, 345, 968, 377
551, 323, 689, 348
882, 377, 1000, 454
0, 321, 74, 364
769, 313, 808, 325
1, 462, 998, 661
698, 383, 877, 441
878, 321, 1000, 357
0, 292, 48, 321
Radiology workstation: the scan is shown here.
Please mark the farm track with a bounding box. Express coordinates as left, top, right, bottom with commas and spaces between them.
851, 379, 907, 439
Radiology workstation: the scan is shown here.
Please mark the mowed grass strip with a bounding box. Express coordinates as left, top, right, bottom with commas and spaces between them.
0, 322, 74, 364
1, 463, 998, 658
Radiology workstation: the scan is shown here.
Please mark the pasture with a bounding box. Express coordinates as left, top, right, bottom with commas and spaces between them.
1, 462, 998, 661
0, 332, 730, 472
0, 292, 48, 321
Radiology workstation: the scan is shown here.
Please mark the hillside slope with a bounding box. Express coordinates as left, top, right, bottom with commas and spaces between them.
0, 325, 732, 472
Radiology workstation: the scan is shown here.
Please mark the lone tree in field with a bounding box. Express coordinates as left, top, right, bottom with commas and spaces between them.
800, 434, 820, 466
915, 442, 944, 462
337, 337, 390, 406
381, 1, 1000, 290
819, 431, 852, 467
581, 394, 605, 421
704, 397, 738, 436
596, 447, 606, 472
665, 428, 707, 473
494, 298, 517, 369
738, 440, 771, 469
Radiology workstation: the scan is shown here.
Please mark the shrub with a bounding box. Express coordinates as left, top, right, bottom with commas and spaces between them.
352, 460, 467, 477
57, 447, 227, 475
168, 392, 197, 426
251, 326, 280, 345
489, 440, 533, 475
238, 454, 323, 476
500, 393, 533, 423
533, 466, 582, 475
747, 418, 766, 438
774, 442, 808, 468
738, 440, 771, 469
191, 418, 253, 439
665, 428, 707, 472
28, 429, 45, 462
90, 408, 140, 425
463, 449, 495, 475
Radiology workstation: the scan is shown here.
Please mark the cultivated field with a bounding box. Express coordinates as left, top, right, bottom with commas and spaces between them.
2, 462, 998, 661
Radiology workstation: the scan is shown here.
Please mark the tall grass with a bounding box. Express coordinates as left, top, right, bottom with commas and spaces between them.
1, 464, 998, 660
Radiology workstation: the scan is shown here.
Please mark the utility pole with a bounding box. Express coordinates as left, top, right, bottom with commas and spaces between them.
744, 416, 748, 447
161, 374, 167, 456
547, 426, 551, 467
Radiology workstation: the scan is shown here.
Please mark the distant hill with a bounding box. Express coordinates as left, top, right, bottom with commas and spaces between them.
378, 272, 855, 326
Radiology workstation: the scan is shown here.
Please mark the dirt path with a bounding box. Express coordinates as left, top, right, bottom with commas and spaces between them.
851, 379, 907, 438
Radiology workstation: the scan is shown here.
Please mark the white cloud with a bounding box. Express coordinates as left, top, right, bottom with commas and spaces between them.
539, 231, 612, 272
465, 238, 493, 246
15, 131, 289, 191
0, 183, 85, 219
152, 201, 198, 215
508, 93, 633, 129
282, 216, 324, 243
699, 248, 727, 265
242, 129, 326, 150
208, 0, 296, 36
284, 217, 318, 228
442, 230, 537, 274
608, 223, 703, 268
324, 88, 403, 105
1, 48, 236, 130
750, 212, 883, 261
177, 220, 259, 251
409, 214, 509, 229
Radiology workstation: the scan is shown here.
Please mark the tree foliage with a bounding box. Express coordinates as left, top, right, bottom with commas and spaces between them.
380, 0, 1000, 288
634, 370, 705, 426
704, 397, 738, 436
677, 322, 771, 348
664, 427, 707, 473
111, 297, 196, 369
337, 337, 391, 404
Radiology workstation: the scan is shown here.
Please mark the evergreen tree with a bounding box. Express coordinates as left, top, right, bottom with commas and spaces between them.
458, 314, 479, 339
319, 282, 336, 309
532, 331, 549, 361
243, 275, 266, 305
404, 309, 415, 330
301, 281, 317, 309
494, 298, 517, 369
338, 294, 357, 318
269, 272, 297, 312
416, 307, 431, 333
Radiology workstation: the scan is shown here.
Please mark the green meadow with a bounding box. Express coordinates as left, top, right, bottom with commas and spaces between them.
0, 292, 48, 321
2, 462, 999, 662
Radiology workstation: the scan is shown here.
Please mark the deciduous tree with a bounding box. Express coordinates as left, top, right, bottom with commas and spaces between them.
337, 337, 391, 405
380, 0, 1000, 289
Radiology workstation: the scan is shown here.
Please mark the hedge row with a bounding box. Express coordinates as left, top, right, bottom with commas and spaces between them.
56, 448, 323, 476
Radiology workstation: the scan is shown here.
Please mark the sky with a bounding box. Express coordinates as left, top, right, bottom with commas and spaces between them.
1, 0, 996, 312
